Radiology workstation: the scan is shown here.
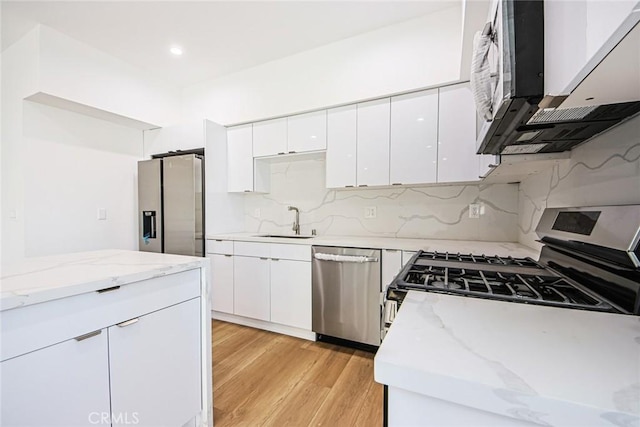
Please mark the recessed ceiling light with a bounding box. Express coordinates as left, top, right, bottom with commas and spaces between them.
170, 46, 183, 56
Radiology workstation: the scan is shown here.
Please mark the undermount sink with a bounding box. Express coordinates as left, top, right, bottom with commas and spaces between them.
254, 234, 315, 239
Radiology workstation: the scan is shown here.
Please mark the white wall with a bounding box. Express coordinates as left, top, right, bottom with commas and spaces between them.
243, 158, 519, 242
182, 6, 463, 125
518, 115, 640, 250
2, 26, 150, 262
22, 102, 142, 257
36, 25, 181, 127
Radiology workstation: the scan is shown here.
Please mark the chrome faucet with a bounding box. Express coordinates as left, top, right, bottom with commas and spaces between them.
288, 206, 300, 235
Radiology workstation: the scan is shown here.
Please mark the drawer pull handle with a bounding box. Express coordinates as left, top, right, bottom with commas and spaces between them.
288, 151, 296, 154
358, 185, 368, 187
224, 254, 232, 257
259, 257, 269, 261
278, 152, 286, 155
97, 286, 120, 293
244, 190, 252, 192
392, 183, 402, 186
345, 185, 354, 188
75, 330, 102, 342
271, 258, 280, 261
117, 318, 140, 328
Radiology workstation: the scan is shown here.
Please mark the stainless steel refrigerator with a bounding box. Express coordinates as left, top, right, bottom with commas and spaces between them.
138, 153, 204, 257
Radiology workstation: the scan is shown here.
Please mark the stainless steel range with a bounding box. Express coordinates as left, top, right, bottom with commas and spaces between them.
383, 205, 640, 333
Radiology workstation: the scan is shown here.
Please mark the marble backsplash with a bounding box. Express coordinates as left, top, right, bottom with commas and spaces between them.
518, 114, 640, 250
244, 158, 519, 242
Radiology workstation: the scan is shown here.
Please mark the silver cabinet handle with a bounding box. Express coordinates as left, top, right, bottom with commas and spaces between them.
271, 258, 280, 261
314, 253, 379, 263
244, 190, 252, 192
117, 318, 139, 327
75, 330, 102, 342
259, 257, 269, 260
224, 254, 232, 257
97, 286, 120, 293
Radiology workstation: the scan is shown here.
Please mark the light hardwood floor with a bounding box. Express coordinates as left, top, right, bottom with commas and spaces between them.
212, 320, 383, 426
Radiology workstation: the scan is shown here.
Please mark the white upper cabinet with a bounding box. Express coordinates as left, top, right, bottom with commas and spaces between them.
357, 98, 391, 187
253, 118, 287, 157
390, 89, 439, 185
227, 124, 254, 192
437, 83, 479, 183
287, 110, 327, 153
326, 105, 357, 188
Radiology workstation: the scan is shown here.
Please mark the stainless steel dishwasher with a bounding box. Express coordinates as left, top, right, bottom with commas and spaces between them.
312, 246, 382, 347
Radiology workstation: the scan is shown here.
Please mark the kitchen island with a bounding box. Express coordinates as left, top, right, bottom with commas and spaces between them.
375, 291, 640, 426
0, 249, 211, 427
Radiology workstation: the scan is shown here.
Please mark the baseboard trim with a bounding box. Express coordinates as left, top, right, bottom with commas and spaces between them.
211, 310, 316, 341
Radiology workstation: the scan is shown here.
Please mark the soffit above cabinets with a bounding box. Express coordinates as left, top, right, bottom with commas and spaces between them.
561, 16, 640, 109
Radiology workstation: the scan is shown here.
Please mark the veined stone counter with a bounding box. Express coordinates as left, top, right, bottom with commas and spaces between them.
207, 233, 540, 259
375, 291, 640, 426
1, 249, 208, 311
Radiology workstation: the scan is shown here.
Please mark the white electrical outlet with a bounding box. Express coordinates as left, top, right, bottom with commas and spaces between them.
364, 206, 377, 219
469, 204, 480, 219
254, 208, 261, 218
97, 208, 107, 220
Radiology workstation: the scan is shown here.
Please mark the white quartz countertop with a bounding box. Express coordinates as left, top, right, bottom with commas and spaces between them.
375, 292, 640, 426
207, 233, 540, 259
0, 249, 208, 311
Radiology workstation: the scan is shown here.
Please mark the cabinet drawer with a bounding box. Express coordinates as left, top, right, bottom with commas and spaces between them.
1, 269, 200, 362
207, 239, 233, 255
234, 241, 270, 258
270, 243, 311, 261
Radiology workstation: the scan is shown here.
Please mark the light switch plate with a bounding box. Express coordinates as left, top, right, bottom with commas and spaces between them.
97, 208, 107, 220
364, 206, 377, 219
469, 204, 480, 219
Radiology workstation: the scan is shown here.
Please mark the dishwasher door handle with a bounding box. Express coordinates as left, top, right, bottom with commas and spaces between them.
313, 253, 379, 263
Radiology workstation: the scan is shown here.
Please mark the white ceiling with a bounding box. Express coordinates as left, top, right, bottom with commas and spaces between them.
1, 1, 459, 89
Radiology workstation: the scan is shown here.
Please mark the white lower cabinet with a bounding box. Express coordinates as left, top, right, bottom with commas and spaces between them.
211, 240, 313, 333
208, 253, 234, 314
270, 259, 312, 329
382, 249, 403, 290
1, 329, 111, 426
234, 255, 271, 321
109, 298, 201, 427
1, 270, 204, 427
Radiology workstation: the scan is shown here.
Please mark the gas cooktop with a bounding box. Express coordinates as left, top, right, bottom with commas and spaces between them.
388, 251, 619, 313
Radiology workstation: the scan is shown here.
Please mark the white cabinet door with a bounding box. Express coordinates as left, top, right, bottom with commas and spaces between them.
402, 251, 418, 265
382, 249, 403, 291
288, 110, 327, 153
109, 298, 201, 427
253, 118, 287, 157
357, 98, 391, 187
479, 154, 499, 179
390, 90, 439, 185
326, 105, 357, 188
234, 255, 270, 321
227, 124, 254, 192
209, 254, 234, 314
1, 329, 110, 426
437, 84, 480, 183
270, 259, 312, 330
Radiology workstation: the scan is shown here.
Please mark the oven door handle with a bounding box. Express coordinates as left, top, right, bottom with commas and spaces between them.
314, 253, 378, 263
